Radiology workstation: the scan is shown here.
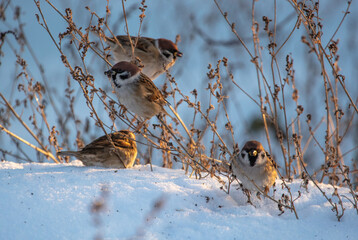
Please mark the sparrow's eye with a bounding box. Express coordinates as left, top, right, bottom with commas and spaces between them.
162, 50, 172, 59
241, 153, 245, 158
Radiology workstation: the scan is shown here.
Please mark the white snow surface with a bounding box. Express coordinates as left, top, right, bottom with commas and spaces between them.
0, 161, 357, 240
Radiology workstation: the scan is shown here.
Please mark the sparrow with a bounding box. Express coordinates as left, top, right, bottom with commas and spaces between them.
57, 130, 137, 169
102, 35, 183, 80
104, 61, 168, 120
231, 140, 277, 194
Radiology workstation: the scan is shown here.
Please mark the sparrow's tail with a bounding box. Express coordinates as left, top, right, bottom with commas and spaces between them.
91, 30, 123, 50
56, 151, 79, 158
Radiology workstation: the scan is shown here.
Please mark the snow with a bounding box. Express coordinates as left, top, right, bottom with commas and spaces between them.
0, 161, 357, 240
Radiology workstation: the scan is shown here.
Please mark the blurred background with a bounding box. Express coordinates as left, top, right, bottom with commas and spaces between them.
1, 0, 357, 182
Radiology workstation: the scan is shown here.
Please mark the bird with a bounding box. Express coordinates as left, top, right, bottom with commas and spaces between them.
105, 61, 196, 151
104, 61, 168, 120
231, 140, 277, 195
101, 35, 183, 80
57, 130, 137, 169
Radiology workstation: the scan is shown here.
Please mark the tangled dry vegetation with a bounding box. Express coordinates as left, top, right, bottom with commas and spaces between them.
0, 0, 357, 220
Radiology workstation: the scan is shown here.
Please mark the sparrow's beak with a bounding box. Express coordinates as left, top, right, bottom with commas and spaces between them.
249, 150, 258, 157
104, 69, 114, 77
175, 51, 183, 58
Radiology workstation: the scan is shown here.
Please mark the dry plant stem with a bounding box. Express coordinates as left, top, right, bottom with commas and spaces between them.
33, 90, 51, 133
253, 2, 292, 174
274, 60, 291, 177
121, 0, 135, 59
339, 99, 357, 142
251, 1, 272, 155
324, 1, 352, 49
196, 107, 232, 159
273, 52, 294, 177
215, 5, 299, 211
294, 140, 343, 220
135, 125, 186, 157
214, 0, 275, 102
35, 1, 128, 167
167, 104, 195, 146
85, 6, 126, 54
291, 122, 301, 175
320, 51, 333, 179
135, 0, 147, 47
17, 21, 62, 119
221, 67, 237, 145
268, 146, 300, 219
0, 148, 31, 162
0, 93, 58, 161
328, 113, 343, 165
215, 0, 289, 168
289, 0, 358, 114
0, 123, 59, 163
274, 17, 300, 56
229, 74, 260, 106
113, 109, 184, 153
44, 0, 112, 67
302, 117, 324, 155
213, 0, 253, 59
163, 70, 195, 146
157, 118, 223, 181
157, 117, 193, 159
337, 164, 358, 214
220, 97, 235, 144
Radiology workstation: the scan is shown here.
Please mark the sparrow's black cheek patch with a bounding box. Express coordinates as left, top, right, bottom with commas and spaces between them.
162, 51, 171, 59
112, 78, 121, 88
120, 73, 130, 80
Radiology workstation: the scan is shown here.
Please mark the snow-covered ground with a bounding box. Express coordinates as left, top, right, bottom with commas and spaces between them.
0, 161, 357, 240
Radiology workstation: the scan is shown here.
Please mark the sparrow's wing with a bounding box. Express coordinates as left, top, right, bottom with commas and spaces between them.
82, 134, 111, 150
138, 73, 168, 106
133, 37, 157, 53
84, 132, 134, 150
109, 35, 137, 46
107, 36, 158, 54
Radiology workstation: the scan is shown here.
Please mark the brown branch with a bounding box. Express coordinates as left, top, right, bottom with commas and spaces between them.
0, 123, 59, 163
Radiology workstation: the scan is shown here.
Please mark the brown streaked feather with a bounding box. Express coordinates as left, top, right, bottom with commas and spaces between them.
106, 35, 158, 54
57, 130, 137, 169
264, 160, 278, 193
83, 131, 135, 150
137, 73, 168, 107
